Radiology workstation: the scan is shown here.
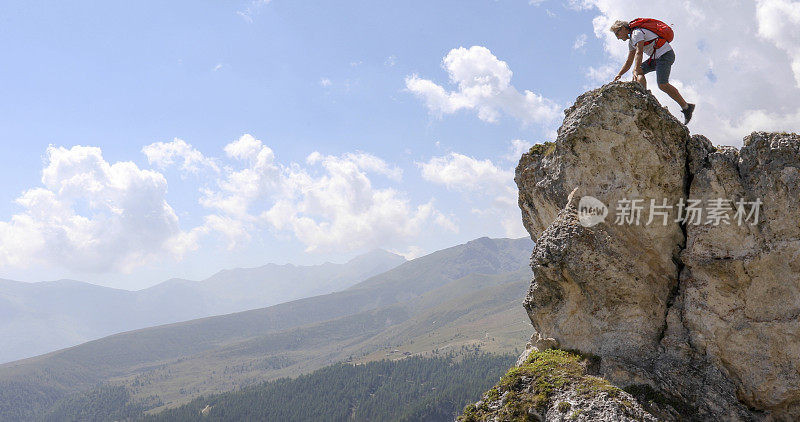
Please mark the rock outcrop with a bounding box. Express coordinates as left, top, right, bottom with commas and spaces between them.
460, 349, 657, 422
461, 82, 800, 421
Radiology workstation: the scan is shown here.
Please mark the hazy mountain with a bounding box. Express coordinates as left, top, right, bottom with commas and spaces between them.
145, 248, 408, 315
0, 249, 405, 364
0, 237, 534, 420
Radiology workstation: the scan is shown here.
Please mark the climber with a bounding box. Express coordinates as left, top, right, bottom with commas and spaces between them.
610, 19, 695, 124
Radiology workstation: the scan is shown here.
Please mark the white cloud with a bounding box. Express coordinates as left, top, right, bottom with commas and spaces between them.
237, 0, 272, 22
505, 139, 532, 162
141, 135, 446, 253
223, 133, 266, 161
260, 151, 450, 252
329, 152, 404, 181
385, 55, 397, 67
573, 33, 588, 50
389, 245, 424, 260
419, 152, 511, 191
567, 0, 593, 11
179, 135, 451, 253
199, 214, 249, 249
418, 141, 529, 238
585, 64, 616, 84
202, 134, 280, 219
0, 146, 196, 273
756, 0, 800, 86
405, 46, 560, 126
142, 138, 218, 174
584, 0, 800, 144
319, 78, 332, 87
213, 63, 223, 72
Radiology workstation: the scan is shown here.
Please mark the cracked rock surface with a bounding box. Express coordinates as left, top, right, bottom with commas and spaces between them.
512, 82, 800, 421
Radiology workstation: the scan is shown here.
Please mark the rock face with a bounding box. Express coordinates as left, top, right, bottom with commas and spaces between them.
509, 82, 800, 421
679, 132, 800, 416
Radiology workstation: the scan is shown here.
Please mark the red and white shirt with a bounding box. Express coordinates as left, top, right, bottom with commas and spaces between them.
629, 28, 673, 59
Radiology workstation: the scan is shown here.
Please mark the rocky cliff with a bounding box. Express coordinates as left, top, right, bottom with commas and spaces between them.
460, 82, 800, 421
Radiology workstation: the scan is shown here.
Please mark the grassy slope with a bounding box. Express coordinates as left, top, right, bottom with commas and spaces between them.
118, 271, 532, 412
141, 353, 517, 422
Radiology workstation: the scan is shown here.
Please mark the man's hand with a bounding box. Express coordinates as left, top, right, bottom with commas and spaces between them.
616, 49, 635, 83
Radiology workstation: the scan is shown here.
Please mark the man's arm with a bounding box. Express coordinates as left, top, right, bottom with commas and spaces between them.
614, 49, 636, 81
632, 41, 645, 80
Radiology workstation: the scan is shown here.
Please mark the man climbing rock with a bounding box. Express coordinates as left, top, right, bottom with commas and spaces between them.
610, 19, 695, 124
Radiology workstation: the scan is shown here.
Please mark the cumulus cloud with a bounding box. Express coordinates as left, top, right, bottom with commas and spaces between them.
201, 134, 280, 220
262, 157, 452, 251
140, 134, 447, 253
584, 0, 800, 144
419, 152, 512, 191
179, 135, 451, 252
418, 141, 530, 238
0, 146, 196, 273
574, 34, 588, 50
142, 138, 218, 174
223, 133, 267, 161
405, 46, 560, 126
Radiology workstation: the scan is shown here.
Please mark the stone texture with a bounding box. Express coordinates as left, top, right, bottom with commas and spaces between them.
544, 388, 657, 422
505, 82, 800, 421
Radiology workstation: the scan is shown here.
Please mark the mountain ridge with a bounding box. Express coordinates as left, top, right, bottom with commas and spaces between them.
0, 248, 406, 363
0, 236, 534, 419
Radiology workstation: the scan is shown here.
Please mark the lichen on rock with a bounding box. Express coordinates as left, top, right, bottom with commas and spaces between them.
458, 349, 656, 422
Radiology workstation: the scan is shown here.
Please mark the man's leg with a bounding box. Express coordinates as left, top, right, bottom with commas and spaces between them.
635, 72, 647, 89
654, 51, 695, 123
654, 51, 688, 109
658, 83, 688, 109
636, 59, 656, 89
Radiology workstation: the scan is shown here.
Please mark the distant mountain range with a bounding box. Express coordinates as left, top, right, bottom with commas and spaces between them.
0, 249, 406, 363
0, 236, 534, 420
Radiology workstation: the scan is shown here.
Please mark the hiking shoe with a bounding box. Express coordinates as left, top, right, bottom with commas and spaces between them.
682, 103, 695, 124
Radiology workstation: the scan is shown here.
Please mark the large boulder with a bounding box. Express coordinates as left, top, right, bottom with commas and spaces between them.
506, 82, 800, 421
516, 82, 687, 361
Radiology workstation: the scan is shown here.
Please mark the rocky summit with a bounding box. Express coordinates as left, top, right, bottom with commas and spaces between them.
461, 82, 800, 422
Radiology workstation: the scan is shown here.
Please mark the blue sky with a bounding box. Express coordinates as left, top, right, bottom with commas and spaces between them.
1, 0, 798, 289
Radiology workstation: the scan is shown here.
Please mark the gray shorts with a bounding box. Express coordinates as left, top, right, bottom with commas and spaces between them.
640, 49, 675, 85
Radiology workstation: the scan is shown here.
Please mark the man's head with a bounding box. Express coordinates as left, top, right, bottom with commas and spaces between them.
610, 20, 631, 41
